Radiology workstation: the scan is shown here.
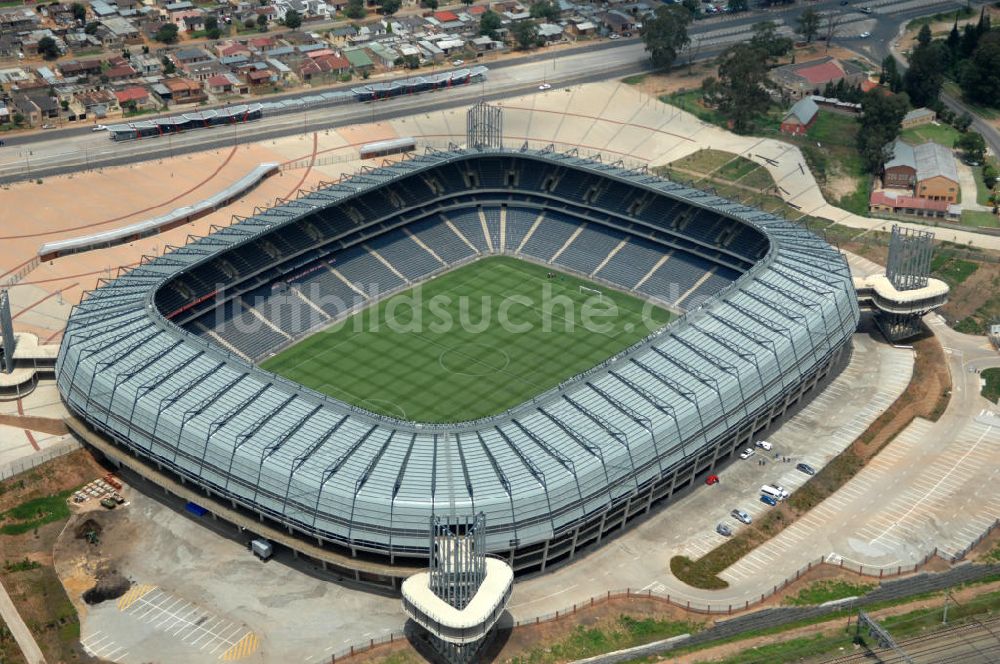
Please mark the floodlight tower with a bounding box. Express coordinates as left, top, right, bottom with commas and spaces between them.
0, 290, 16, 374
466, 100, 503, 150
402, 512, 513, 664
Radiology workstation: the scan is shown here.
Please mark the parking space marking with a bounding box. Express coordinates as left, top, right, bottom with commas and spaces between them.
119, 588, 249, 659
117, 584, 156, 611
221, 632, 260, 661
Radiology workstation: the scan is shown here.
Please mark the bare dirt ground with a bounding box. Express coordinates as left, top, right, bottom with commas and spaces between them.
0, 449, 109, 664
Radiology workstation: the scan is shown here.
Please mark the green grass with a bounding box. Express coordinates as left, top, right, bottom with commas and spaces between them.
931, 253, 979, 286
806, 111, 859, 148
782, 579, 876, 606
622, 74, 647, 85
900, 122, 962, 148
905, 6, 973, 30
660, 90, 728, 128
943, 81, 1000, 120
509, 615, 698, 664
973, 161, 997, 207
262, 257, 672, 423
981, 368, 1000, 404
699, 631, 856, 664
0, 491, 74, 536
960, 210, 1000, 227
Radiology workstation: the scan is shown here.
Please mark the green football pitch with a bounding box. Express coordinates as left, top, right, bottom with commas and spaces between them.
261, 257, 673, 423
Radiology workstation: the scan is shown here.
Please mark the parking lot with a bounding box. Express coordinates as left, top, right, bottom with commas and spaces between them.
676, 339, 914, 564
82, 582, 260, 663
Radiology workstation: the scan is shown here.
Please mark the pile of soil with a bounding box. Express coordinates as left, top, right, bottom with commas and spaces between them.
82, 568, 130, 605
74, 519, 102, 541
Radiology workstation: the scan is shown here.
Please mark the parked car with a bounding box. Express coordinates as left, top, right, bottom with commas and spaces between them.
859, 6, 872, 12
716, 523, 733, 537
760, 494, 778, 506
705, 474, 720, 486
92, 124, 107, 132
609, 33, 621, 39
797, 462, 817, 476
739, 448, 755, 459
754, 440, 772, 451
860, 31, 871, 38
41, 124, 54, 129
538, 83, 552, 90
731, 509, 752, 525
773, 485, 791, 499
451, 59, 464, 66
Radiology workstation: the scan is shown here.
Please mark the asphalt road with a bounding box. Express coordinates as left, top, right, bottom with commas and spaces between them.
0, 0, 975, 184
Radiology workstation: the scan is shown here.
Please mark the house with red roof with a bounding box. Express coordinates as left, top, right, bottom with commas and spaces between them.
769, 56, 866, 100
433, 10, 459, 21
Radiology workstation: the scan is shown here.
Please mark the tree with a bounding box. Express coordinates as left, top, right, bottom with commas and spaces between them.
946, 19, 961, 58
903, 41, 945, 106
84, 20, 99, 35
71, 2, 86, 21
959, 32, 1000, 106
529, 0, 559, 21
879, 55, 902, 93
380, 0, 401, 15
681, 0, 699, 17
462, 0, 473, 6
641, 5, 691, 71
256, 13, 268, 29
960, 22, 979, 57
749, 21, 791, 60
983, 163, 998, 190
955, 131, 986, 163
479, 10, 502, 39
345, 0, 365, 19
796, 8, 820, 43
955, 112, 973, 132
421, 0, 438, 8
511, 20, 539, 50
204, 15, 222, 39
37, 36, 60, 59
856, 88, 909, 173
916, 23, 932, 48
714, 43, 773, 134
162, 55, 176, 74
727, 0, 748, 13
283, 8, 302, 29
154, 23, 179, 43
823, 10, 844, 49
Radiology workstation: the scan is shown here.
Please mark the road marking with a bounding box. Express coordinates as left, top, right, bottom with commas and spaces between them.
117, 584, 156, 611
221, 632, 259, 661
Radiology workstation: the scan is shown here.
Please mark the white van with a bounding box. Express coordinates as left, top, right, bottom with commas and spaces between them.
754, 440, 773, 451
760, 485, 785, 501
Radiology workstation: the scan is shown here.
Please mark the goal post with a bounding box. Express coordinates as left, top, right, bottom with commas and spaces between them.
579, 285, 603, 301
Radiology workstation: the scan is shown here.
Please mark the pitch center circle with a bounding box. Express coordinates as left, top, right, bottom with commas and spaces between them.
438, 343, 511, 376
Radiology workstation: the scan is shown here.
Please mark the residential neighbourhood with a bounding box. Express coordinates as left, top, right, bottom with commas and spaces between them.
0, 0, 634, 128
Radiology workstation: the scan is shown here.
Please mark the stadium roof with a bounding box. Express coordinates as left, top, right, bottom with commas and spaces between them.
58, 147, 858, 558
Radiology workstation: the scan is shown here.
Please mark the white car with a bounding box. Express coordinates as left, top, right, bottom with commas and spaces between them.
773, 485, 791, 499
538, 83, 552, 90
92, 124, 107, 132
731, 509, 752, 525
609, 33, 621, 39
859, 31, 871, 38
451, 59, 464, 66
754, 440, 773, 451
739, 448, 755, 460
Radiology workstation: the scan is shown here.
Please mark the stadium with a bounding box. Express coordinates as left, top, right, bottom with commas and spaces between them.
55, 145, 859, 583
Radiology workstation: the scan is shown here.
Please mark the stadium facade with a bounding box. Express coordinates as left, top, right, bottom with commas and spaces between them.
57, 147, 859, 580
